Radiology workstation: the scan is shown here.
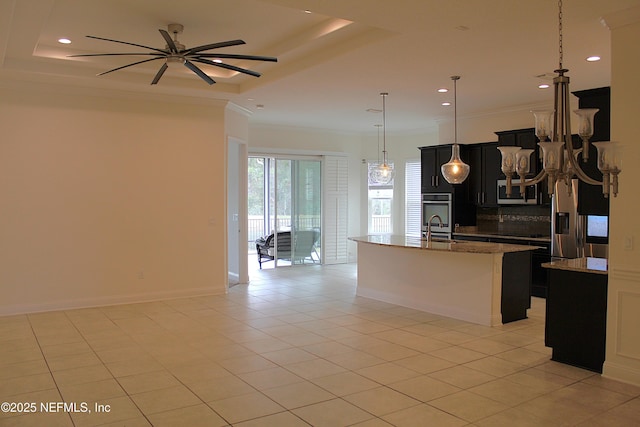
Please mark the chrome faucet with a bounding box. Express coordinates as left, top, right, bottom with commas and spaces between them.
426, 214, 443, 242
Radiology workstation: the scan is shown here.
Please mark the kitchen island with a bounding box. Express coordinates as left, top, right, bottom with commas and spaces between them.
349, 235, 539, 326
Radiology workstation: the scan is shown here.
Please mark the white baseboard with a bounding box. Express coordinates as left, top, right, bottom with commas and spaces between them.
0, 287, 226, 317
602, 360, 640, 387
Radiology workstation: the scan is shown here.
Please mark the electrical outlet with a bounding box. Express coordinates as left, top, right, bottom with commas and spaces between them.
624, 236, 634, 251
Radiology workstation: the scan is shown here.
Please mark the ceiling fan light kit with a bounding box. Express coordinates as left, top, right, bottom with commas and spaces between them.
69, 23, 277, 85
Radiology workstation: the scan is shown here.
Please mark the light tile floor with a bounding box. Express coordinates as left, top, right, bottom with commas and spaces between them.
1, 263, 639, 426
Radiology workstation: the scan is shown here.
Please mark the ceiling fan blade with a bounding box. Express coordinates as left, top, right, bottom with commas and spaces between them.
151, 63, 168, 85
97, 57, 164, 76
193, 53, 278, 62
159, 29, 178, 53
184, 60, 215, 85
184, 40, 246, 55
193, 58, 261, 78
86, 35, 168, 55
69, 53, 164, 57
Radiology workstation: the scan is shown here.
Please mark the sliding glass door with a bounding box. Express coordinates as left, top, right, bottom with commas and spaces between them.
249, 156, 321, 268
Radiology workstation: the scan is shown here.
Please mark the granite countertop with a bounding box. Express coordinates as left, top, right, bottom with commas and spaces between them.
542, 257, 608, 275
349, 235, 539, 254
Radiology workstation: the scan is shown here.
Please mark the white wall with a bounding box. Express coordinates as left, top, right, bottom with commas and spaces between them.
0, 82, 229, 315
603, 6, 640, 386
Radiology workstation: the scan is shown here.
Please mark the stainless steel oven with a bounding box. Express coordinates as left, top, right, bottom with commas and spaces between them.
497, 179, 538, 205
421, 193, 452, 239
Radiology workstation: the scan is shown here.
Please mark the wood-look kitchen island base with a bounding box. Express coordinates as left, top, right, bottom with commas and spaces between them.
351, 236, 535, 326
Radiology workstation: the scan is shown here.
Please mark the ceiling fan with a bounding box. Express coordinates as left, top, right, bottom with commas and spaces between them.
69, 23, 278, 85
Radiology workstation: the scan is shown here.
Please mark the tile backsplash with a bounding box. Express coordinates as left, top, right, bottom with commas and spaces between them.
472, 205, 551, 236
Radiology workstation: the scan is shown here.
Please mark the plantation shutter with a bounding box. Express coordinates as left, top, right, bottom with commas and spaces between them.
322, 156, 348, 264
405, 160, 422, 237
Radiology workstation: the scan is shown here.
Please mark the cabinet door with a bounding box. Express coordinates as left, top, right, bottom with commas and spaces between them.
435, 146, 454, 192
482, 143, 501, 206
420, 148, 437, 193
468, 145, 483, 205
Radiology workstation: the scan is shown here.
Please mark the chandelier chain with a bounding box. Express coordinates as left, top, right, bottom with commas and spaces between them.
558, 0, 563, 69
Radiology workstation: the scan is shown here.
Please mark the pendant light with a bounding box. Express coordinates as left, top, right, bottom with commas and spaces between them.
370, 92, 395, 184
441, 76, 470, 184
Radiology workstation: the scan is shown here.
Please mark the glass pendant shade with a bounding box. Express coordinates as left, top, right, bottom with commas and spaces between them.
574, 108, 598, 139
497, 146, 522, 175
371, 161, 395, 185
593, 141, 619, 172
532, 110, 554, 141
441, 144, 470, 184
538, 141, 564, 171
515, 149, 534, 176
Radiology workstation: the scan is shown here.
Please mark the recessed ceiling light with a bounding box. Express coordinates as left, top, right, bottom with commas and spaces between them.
586, 56, 601, 62
538, 84, 550, 89
58, 38, 72, 44
212, 59, 222, 63
442, 102, 451, 106
437, 88, 448, 93
304, 10, 312, 14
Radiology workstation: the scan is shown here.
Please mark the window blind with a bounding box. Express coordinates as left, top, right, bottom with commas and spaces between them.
405, 160, 422, 237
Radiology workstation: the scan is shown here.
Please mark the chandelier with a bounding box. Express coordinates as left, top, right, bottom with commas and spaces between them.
370, 92, 395, 185
498, 0, 621, 198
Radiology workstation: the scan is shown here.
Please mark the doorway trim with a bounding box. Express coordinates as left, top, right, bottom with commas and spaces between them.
228, 136, 249, 286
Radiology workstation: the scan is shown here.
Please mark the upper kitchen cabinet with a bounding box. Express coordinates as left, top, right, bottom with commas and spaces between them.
495, 128, 548, 205
420, 145, 466, 193
573, 87, 610, 216
495, 128, 541, 177
468, 142, 501, 207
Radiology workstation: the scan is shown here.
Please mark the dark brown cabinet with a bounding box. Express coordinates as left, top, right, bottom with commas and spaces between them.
495, 128, 541, 177
420, 145, 457, 193
495, 128, 549, 205
545, 268, 608, 372
453, 234, 550, 299
573, 87, 610, 216
419, 145, 474, 227
468, 142, 501, 207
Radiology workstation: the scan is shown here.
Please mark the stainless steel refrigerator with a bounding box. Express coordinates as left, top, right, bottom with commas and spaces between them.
552, 179, 608, 259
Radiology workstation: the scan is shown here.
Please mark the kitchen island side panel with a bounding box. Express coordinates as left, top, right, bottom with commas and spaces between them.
355, 242, 503, 326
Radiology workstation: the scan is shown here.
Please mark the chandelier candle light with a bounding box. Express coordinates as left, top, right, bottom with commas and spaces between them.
371, 92, 395, 184
441, 76, 471, 184
499, 0, 621, 198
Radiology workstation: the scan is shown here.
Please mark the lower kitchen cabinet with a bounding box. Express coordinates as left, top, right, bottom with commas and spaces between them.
544, 267, 608, 373
454, 234, 549, 299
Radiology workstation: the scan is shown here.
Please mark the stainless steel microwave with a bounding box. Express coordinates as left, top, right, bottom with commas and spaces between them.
497, 179, 538, 205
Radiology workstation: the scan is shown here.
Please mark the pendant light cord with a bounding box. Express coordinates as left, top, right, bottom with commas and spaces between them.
381, 92, 388, 164
451, 76, 460, 144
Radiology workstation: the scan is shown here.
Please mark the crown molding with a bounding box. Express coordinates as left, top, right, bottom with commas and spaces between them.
602, 5, 640, 30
